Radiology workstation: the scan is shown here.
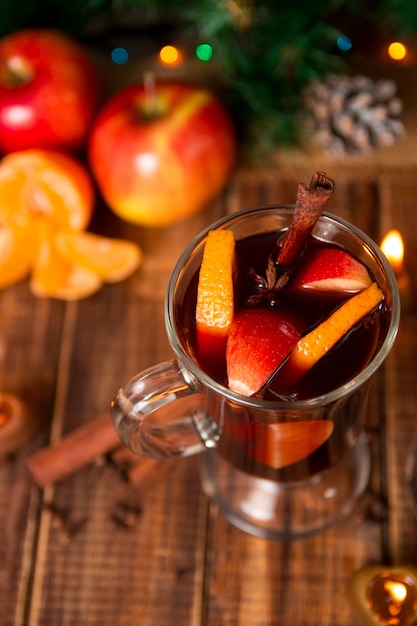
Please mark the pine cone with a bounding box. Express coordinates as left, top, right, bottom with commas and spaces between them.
303, 74, 405, 155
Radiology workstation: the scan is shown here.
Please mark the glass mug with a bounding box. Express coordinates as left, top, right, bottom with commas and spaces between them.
111, 206, 400, 540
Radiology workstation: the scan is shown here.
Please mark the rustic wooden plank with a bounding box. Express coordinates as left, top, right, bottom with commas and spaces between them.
0, 283, 66, 625
205, 506, 382, 626
377, 173, 417, 293
384, 317, 417, 565
27, 456, 206, 626
374, 175, 417, 567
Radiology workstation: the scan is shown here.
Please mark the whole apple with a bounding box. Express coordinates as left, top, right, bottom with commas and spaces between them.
88, 82, 236, 227
0, 29, 101, 153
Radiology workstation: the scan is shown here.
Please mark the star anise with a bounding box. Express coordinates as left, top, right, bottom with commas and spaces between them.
245, 172, 336, 308
246, 256, 289, 306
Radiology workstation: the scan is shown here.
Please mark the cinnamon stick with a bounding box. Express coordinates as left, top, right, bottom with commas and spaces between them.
26, 412, 119, 487
276, 171, 335, 266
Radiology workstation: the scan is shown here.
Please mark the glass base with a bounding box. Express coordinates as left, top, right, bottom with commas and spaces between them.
200, 433, 371, 541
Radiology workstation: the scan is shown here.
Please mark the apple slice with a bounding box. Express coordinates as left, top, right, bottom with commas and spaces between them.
196, 229, 235, 373
291, 247, 372, 292
226, 308, 301, 397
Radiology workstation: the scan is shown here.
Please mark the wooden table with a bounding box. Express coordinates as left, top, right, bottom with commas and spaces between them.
1, 163, 417, 626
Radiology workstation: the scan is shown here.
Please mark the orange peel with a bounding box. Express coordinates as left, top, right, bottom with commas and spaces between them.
265, 282, 384, 395
196, 229, 235, 368
291, 282, 383, 372
252, 420, 334, 469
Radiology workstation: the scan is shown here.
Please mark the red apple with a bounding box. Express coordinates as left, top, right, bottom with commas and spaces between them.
88, 82, 236, 227
291, 247, 372, 292
0, 29, 101, 153
226, 308, 301, 397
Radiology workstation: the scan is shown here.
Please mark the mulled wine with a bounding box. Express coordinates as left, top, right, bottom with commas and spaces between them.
180, 227, 389, 481
111, 183, 399, 538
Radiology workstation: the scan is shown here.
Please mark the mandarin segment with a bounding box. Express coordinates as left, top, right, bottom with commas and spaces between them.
55, 231, 142, 283
0, 149, 142, 299
196, 229, 235, 369
30, 233, 101, 300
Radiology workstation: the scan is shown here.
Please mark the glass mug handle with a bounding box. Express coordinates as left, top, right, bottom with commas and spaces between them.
111, 360, 216, 459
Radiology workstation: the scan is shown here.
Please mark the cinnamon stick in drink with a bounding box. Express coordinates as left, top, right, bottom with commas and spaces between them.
276, 171, 335, 266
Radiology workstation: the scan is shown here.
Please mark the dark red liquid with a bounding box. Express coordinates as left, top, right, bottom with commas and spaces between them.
180, 229, 389, 480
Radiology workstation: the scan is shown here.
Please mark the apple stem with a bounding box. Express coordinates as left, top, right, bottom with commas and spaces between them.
143, 72, 160, 119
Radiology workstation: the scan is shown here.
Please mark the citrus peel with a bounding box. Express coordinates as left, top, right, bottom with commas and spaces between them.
196, 228, 235, 369
262, 281, 384, 396
0, 149, 142, 300
292, 282, 383, 371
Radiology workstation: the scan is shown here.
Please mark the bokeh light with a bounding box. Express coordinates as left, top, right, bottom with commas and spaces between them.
196, 43, 213, 62
159, 45, 182, 66
111, 47, 129, 64
336, 35, 352, 52
388, 41, 407, 61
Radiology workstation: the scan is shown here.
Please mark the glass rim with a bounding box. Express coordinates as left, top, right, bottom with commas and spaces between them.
165, 205, 401, 410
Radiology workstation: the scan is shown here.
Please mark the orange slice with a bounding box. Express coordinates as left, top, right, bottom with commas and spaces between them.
55, 231, 142, 283
196, 229, 235, 370
273, 282, 384, 392
252, 420, 334, 469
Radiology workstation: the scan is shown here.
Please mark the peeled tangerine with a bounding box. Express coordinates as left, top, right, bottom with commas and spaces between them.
0, 150, 141, 300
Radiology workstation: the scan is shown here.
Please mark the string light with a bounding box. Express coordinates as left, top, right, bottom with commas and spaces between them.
336, 35, 352, 52
388, 41, 407, 61
111, 47, 129, 64
196, 43, 213, 62
159, 45, 182, 66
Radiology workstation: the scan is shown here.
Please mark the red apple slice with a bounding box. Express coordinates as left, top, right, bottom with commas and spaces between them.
291, 247, 372, 292
226, 308, 301, 397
